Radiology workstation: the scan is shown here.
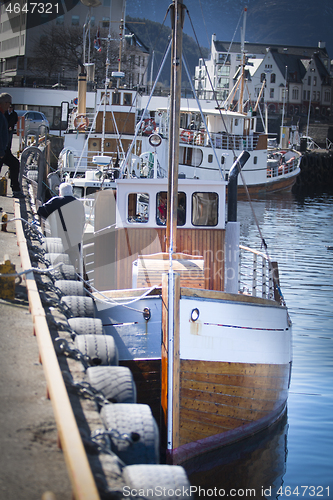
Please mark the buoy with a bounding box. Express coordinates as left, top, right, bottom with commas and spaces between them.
74, 114, 89, 130
142, 118, 156, 135
180, 129, 194, 143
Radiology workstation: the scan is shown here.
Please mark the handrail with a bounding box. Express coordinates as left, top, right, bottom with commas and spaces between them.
239, 244, 275, 300
14, 199, 100, 500
177, 128, 259, 151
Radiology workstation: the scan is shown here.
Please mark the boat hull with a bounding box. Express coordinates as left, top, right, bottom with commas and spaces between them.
98, 288, 292, 465
119, 356, 290, 465
236, 169, 300, 197
171, 359, 289, 464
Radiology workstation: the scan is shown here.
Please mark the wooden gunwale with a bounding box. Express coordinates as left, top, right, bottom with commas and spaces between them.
180, 287, 282, 306
14, 199, 100, 500
94, 285, 281, 307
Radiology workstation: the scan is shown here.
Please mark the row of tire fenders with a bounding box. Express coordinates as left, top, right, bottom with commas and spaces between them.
31, 235, 191, 497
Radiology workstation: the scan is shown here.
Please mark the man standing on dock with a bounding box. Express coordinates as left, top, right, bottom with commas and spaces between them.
0, 93, 23, 198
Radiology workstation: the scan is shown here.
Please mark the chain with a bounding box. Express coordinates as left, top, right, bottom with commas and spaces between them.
62, 370, 110, 407
54, 337, 90, 370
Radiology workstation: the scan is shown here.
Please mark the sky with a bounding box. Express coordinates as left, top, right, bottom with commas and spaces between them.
125, 0, 333, 57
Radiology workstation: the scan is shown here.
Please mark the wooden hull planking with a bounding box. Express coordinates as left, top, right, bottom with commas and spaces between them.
120, 357, 290, 465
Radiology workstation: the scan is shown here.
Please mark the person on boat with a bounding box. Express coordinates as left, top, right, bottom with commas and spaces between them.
157, 192, 167, 224
37, 182, 77, 218
37, 182, 85, 273
0, 93, 23, 198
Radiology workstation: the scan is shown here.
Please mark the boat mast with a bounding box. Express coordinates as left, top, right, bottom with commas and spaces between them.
238, 7, 247, 114
166, 0, 185, 254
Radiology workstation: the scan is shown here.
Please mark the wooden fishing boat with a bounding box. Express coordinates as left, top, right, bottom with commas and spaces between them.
81, 0, 292, 465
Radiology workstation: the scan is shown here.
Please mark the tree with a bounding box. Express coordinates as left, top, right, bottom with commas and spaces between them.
30, 25, 83, 78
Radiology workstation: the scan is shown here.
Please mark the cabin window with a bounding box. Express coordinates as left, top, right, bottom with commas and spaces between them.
179, 146, 203, 167
208, 154, 213, 163
124, 93, 132, 106
127, 193, 149, 223
86, 187, 100, 196
221, 156, 225, 165
112, 92, 121, 105
253, 156, 258, 165
192, 192, 218, 227
73, 187, 84, 198
156, 192, 186, 226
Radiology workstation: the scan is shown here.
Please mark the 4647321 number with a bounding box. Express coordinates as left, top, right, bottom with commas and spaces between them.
5, 3, 59, 14
277, 486, 330, 497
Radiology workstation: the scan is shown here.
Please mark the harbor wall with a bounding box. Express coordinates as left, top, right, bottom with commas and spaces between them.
292, 150, 333, 195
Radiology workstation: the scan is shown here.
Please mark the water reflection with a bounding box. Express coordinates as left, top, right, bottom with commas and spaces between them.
185, 411, 288, 499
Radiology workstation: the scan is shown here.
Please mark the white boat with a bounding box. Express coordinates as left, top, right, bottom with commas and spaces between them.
54, 9, 300, 198
68, 0, 293, 465
57, 90, 300, 197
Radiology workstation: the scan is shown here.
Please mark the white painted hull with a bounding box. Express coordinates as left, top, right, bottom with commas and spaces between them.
95, 291, 291, 366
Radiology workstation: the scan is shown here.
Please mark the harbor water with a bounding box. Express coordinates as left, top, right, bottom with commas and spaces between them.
186, 192, 333, 499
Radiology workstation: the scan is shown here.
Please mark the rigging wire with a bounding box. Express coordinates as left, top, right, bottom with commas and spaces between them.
120, 38, 172, 177
185, 5, 270, 259
198, 0, 211, 50
114, 7, 171, 145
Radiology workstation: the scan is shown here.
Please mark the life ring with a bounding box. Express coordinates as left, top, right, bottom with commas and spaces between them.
74, 114, 89, 130
142, 118, 156, 135
180, 129, 194, 143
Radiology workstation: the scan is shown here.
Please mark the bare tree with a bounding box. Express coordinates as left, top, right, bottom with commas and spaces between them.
30, 25, 64, 77
30, 25, 83, 78
30, 24, 147, 87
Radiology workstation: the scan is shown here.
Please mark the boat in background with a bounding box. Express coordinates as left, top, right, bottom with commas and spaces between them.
54, 6, 300, 199
56, 87, 300, 197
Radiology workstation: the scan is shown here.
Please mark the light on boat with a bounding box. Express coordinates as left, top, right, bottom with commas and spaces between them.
190, 308, 200, 322
149, 133, 162, 148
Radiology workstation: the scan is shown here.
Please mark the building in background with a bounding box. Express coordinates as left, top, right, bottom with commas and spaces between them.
0, 0, 149, 90
195, 35, 332, 127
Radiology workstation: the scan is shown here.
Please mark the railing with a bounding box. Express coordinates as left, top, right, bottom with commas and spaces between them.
267, 154, 300, 178
239, 244, 279, 301
178, 128, 259, 151
59, 150, 124, 173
